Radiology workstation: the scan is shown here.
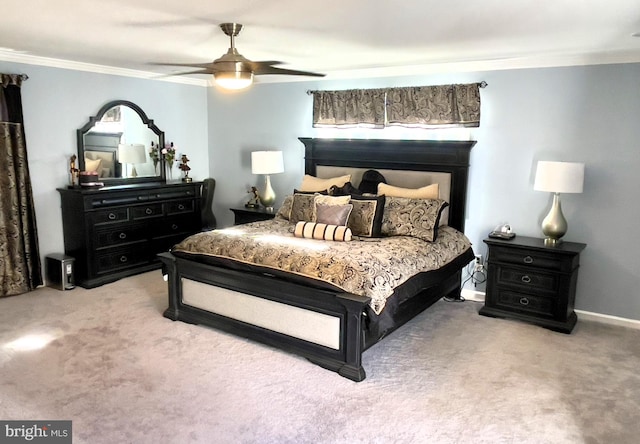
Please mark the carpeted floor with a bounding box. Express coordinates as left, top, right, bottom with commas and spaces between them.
1, 271, 639, 444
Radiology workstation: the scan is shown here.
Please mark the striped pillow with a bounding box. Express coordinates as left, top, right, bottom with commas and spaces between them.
294, 222, 353, 242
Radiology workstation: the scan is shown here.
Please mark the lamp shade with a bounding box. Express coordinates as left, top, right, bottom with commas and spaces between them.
251, 151, 284, 175
534, 161, 584, 194
214, 71, 253, 90
118, 143, 146, 164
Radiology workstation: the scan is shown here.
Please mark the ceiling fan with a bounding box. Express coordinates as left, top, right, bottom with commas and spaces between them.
155, 23, 325, 90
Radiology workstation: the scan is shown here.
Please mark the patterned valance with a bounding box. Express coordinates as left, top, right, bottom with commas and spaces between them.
311, 82, 484, 129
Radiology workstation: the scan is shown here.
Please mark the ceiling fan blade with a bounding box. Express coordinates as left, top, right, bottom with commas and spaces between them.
149, 62, 215, 69
252, 65, 325, 77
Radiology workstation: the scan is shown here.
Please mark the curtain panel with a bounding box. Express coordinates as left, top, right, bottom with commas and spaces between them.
0, 73, 42, 297
311, 82, 482, 128
312, 89, 386, 128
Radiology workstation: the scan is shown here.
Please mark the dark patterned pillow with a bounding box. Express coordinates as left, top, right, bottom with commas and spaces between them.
316, 203, 353, 226
289, 193, 316, 223
348, 195, 386, 237
276, 195, 293, 220
381, 197, 449, 242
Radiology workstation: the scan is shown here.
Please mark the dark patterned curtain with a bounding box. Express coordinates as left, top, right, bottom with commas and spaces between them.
312, 89, 386, 128
311, 82, 483, 128
0, 73, 43, 296
386, 83, 481, 128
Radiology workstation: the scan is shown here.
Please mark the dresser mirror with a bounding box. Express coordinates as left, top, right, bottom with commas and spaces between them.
77, 100, 165, 185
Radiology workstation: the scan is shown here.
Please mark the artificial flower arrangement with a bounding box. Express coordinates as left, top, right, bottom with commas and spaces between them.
162, 142, 176, 165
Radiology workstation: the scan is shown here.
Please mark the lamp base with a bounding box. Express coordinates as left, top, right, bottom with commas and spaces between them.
259, 175, 276, 210
541, 193, 567, 247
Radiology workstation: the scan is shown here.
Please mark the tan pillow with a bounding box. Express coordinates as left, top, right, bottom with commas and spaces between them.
84, 157, 103, 176
298, 174, 351, 192
377, 182, 439, 199
313, 194, 351, 221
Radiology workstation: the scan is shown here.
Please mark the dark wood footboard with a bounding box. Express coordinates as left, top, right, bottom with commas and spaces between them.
159, 252, 372, 381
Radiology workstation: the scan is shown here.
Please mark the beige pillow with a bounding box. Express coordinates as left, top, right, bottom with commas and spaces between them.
313, 194, 351, 221
298, 174, 351, 192
377, 182, 439, 199
84, 157, 103, 176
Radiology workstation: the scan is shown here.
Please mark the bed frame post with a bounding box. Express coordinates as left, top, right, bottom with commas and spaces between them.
158, 252, 181, 321
337, 293, 370, 382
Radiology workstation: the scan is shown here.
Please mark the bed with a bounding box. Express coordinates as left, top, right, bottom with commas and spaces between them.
159, 137, 476, 381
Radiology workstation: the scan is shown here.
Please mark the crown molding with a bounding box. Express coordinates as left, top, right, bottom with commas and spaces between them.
0, 51, 208, 87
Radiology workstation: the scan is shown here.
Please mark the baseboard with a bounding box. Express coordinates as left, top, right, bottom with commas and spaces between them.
461, 289, 640, 330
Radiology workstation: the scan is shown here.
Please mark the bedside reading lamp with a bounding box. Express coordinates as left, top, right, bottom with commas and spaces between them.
534, 160, 584, 246
118, 143, 146, 178
251, 151, 284, 212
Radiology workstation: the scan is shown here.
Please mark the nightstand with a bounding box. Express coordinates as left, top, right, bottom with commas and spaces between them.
230, 207, 276, 225
480, 236, 586, 333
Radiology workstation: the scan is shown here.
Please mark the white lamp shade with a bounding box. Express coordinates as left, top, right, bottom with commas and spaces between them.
118, 143, 147, 164
214, 71, 253, 90
251, 151, 284, 175
534, 161, 584, 194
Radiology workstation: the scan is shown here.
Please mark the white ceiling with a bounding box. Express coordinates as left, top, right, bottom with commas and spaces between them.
2, 0, 640, 84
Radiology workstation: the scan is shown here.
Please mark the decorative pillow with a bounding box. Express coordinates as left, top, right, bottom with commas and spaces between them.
289, 193, 316, 223
84, 157, 103, 176
381, 197, 449, 242
276, 195, 293, 220
312, 194, 351, 221
378, 183, 439, 199
298, 174, 351, 192
329, 182, 362, 196
347, 195, 386, 237
316, 203, 353, 226
294, 221, 353, 242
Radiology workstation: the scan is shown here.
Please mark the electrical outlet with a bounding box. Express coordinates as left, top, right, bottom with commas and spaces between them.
474, 254, 483, 272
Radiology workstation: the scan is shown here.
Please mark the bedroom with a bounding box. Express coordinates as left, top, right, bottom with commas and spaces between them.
1, 1, 640, 442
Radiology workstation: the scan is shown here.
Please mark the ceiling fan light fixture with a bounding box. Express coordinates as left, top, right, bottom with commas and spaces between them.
214, 70, 253, 90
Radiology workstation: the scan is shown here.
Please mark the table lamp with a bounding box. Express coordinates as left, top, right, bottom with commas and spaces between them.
534, 160, 585, 246
251, 151, 284, 211
118, 143, 146, 178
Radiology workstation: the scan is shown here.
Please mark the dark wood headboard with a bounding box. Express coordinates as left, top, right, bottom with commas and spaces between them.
298, 138, 475, 232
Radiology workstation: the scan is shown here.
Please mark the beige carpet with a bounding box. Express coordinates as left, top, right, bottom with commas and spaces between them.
1, 271, 639, 444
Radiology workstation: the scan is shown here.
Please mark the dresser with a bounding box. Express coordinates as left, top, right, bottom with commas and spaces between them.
58, 182, 202, 288
480, 236, 586, 333
230, 207, 276, 225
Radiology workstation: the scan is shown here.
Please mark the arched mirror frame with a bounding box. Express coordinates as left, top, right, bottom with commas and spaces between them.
77, 100, 166, 185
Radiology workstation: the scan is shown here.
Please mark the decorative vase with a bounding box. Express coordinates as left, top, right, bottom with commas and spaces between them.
166, 165, 172, 180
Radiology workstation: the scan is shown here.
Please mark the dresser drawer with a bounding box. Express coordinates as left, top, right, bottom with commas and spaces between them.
493, 288, 555, 317
490, 246, 565, 271
495, 265, 558, 294
153, 215, 199, 238
132, 203, 163, 220
166, 199, 195, 215
95, 224, 147, 248
92, 208, 130, 225
96, 247, 150, 274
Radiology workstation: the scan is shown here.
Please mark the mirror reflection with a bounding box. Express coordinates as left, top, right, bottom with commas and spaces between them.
78, 100, 165, 184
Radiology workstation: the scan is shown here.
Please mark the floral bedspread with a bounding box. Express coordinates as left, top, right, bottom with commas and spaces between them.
172, 218, 472, 314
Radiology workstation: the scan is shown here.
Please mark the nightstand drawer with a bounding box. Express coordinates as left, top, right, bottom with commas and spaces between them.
496, 266, 558, 293
494, 289, 555, 317
490, 246, 565, 271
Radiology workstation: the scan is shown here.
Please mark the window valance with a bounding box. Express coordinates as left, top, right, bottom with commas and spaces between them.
310, 82, 485, 129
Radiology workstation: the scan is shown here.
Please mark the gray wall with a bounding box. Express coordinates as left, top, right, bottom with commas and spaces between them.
0, 61, 209, 269
207, 63, 640, 321
2, 59, 638, 322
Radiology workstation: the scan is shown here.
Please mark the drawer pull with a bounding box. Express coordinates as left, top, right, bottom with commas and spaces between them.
521, 275, 532, 284
119, 232, 127, 240
119, 255, 128, 263
523, 256, 534, 264
519, 297, 530, 306
108, 212, 117, 220
145, 208, 153, 215
171, 224, 179, 230
178, 204, 185, 211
